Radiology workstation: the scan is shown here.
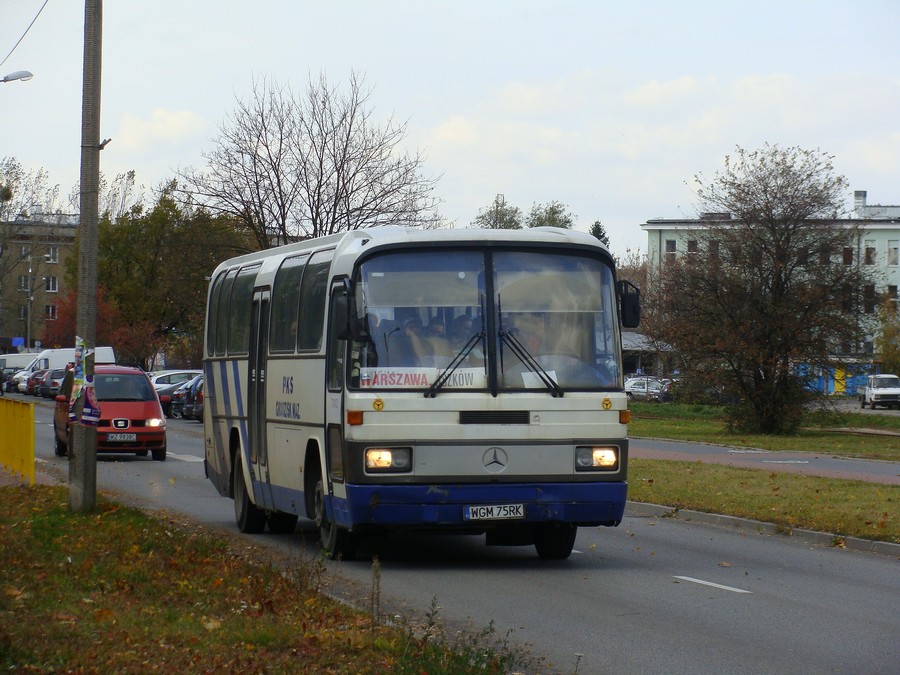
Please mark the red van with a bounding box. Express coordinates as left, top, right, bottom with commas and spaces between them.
54, 365, 167, 461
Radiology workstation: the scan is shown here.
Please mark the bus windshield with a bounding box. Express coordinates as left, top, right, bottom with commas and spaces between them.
349, 247, 621, 392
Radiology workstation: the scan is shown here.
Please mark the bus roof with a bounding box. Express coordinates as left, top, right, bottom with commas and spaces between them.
210, 226, 611, 280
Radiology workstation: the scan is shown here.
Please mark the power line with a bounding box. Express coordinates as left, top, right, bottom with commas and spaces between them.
0, 0, 50, 69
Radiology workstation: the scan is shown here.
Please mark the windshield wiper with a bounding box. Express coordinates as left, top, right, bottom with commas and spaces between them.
424, 331, 485, 398
499, 329, 564, 397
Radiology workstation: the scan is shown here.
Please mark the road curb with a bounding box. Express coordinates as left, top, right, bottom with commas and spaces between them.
626, 501, 899, 557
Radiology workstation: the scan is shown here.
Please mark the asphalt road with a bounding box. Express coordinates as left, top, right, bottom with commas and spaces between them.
11, 394, 900, 674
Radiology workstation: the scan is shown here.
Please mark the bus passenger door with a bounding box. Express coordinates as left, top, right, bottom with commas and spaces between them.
248, 288, 274, 511
324, 282, 347, 506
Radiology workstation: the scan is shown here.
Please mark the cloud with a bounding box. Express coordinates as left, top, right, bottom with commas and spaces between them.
116, 108, 208, 152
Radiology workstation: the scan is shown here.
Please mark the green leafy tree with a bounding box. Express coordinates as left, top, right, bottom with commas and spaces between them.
61, 181, 253, 366
525, 201, 575, 229
653, 145, 870, 434
589, 220, 610, 246
471, 195, 522, 229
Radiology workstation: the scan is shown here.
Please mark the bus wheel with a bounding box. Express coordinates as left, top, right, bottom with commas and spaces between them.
313, 477, 356, 560
233, 455, 266, 534
267, 511, 298, 534
534, 523, 577, 560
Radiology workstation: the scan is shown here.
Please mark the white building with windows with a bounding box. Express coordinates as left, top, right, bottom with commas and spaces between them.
640, 190, 899, 365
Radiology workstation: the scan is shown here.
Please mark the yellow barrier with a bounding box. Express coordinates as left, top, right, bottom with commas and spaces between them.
0, 397, 35, 485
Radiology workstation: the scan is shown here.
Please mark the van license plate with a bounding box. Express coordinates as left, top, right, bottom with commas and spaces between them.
464, 504, 525, 521
107, 433, 136, 442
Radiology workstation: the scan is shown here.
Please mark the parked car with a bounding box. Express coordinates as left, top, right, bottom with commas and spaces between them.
1, 367, 18, 392
167, 375, 201, 419
181, 376, 204, 420
53, 365, 167, 461
625, 376, 664, 401
39, 368, 68, 398
148, 369, 202, 390
25, 369, 49, 395
858, 374, 900, 410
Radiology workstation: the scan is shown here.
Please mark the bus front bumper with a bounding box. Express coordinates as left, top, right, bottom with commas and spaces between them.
330, 481, 627, 530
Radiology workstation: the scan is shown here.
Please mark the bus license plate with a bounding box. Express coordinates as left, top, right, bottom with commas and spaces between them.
107, 433, 136, 442
464, 504, 525, 521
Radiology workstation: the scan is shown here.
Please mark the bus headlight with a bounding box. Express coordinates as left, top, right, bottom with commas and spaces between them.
575, 446, 618, 471
365, 447, 412, 473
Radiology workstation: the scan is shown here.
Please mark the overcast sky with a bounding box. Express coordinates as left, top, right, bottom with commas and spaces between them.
2, 0, 898, 256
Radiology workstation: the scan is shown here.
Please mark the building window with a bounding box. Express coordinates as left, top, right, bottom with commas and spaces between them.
687, 240, 698, 254
45, 305, 58, 320
819, 246, 831, 265
864, 340, 874, 356
889, 286, 898, 313
864, 240, 876, 265
45, 276, 58, 293
665, 239, 676, 263
863, 284, 876, 314
889, 240, 899, 266
709, 240, 720, 261
46, 246, 59, 264
842, 247, 853, 265
19, 305, 27, 320
18, 274, 28, 291
841, 285, 854, 313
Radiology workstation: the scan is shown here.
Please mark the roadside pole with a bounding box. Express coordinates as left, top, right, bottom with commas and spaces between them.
70, 0, 102, 513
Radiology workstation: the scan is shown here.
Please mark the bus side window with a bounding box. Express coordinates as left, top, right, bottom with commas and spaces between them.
270, 255, 307, 353
298, 250, 333, 351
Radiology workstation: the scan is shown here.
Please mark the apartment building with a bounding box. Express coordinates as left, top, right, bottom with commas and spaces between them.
0, 210, 77, 352
640, 190, 899, 364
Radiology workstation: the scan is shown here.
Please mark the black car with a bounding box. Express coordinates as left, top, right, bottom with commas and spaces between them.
181, 376, 204, 421
167, 375, 201, 419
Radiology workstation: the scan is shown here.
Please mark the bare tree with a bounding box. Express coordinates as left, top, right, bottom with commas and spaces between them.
177, 73, 440, 249
0, 157, 61, 221
654, 145, 869, 433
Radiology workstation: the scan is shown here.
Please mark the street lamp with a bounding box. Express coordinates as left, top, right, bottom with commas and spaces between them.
1, 70, 33, 84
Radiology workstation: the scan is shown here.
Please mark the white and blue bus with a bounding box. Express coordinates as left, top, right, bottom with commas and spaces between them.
203, 226, 639, 559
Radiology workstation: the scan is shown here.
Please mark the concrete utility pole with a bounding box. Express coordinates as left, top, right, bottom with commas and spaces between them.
70, 0, 102, 512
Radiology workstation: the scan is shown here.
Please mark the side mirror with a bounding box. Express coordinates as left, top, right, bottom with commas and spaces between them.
333, 281, 352, 340
618, 280, 641, 328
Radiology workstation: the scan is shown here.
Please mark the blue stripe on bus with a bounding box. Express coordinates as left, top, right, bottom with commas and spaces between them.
329, 482, 628, 529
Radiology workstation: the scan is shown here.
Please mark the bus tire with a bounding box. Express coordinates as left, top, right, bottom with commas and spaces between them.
534, 523, 577, 560
267, 511, 298, 534
314, 476, 356, 560
233, 454, 266, 534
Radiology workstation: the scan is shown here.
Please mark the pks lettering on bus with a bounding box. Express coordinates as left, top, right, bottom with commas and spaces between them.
282, 376, 293, 394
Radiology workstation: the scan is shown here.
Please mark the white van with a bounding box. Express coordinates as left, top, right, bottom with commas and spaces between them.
0, 353, 38, 371
12, 346, 116, 391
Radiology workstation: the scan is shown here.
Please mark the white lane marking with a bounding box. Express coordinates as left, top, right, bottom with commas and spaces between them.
727, 449, 769, 454
674, 576, 752, 594
762, 460, 810, 464
167, 453, 204, 463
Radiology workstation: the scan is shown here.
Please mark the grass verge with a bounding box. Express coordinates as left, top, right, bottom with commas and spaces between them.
629, 402, 900, 461
629, 458, 898, 543
0, 485, 534, 673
